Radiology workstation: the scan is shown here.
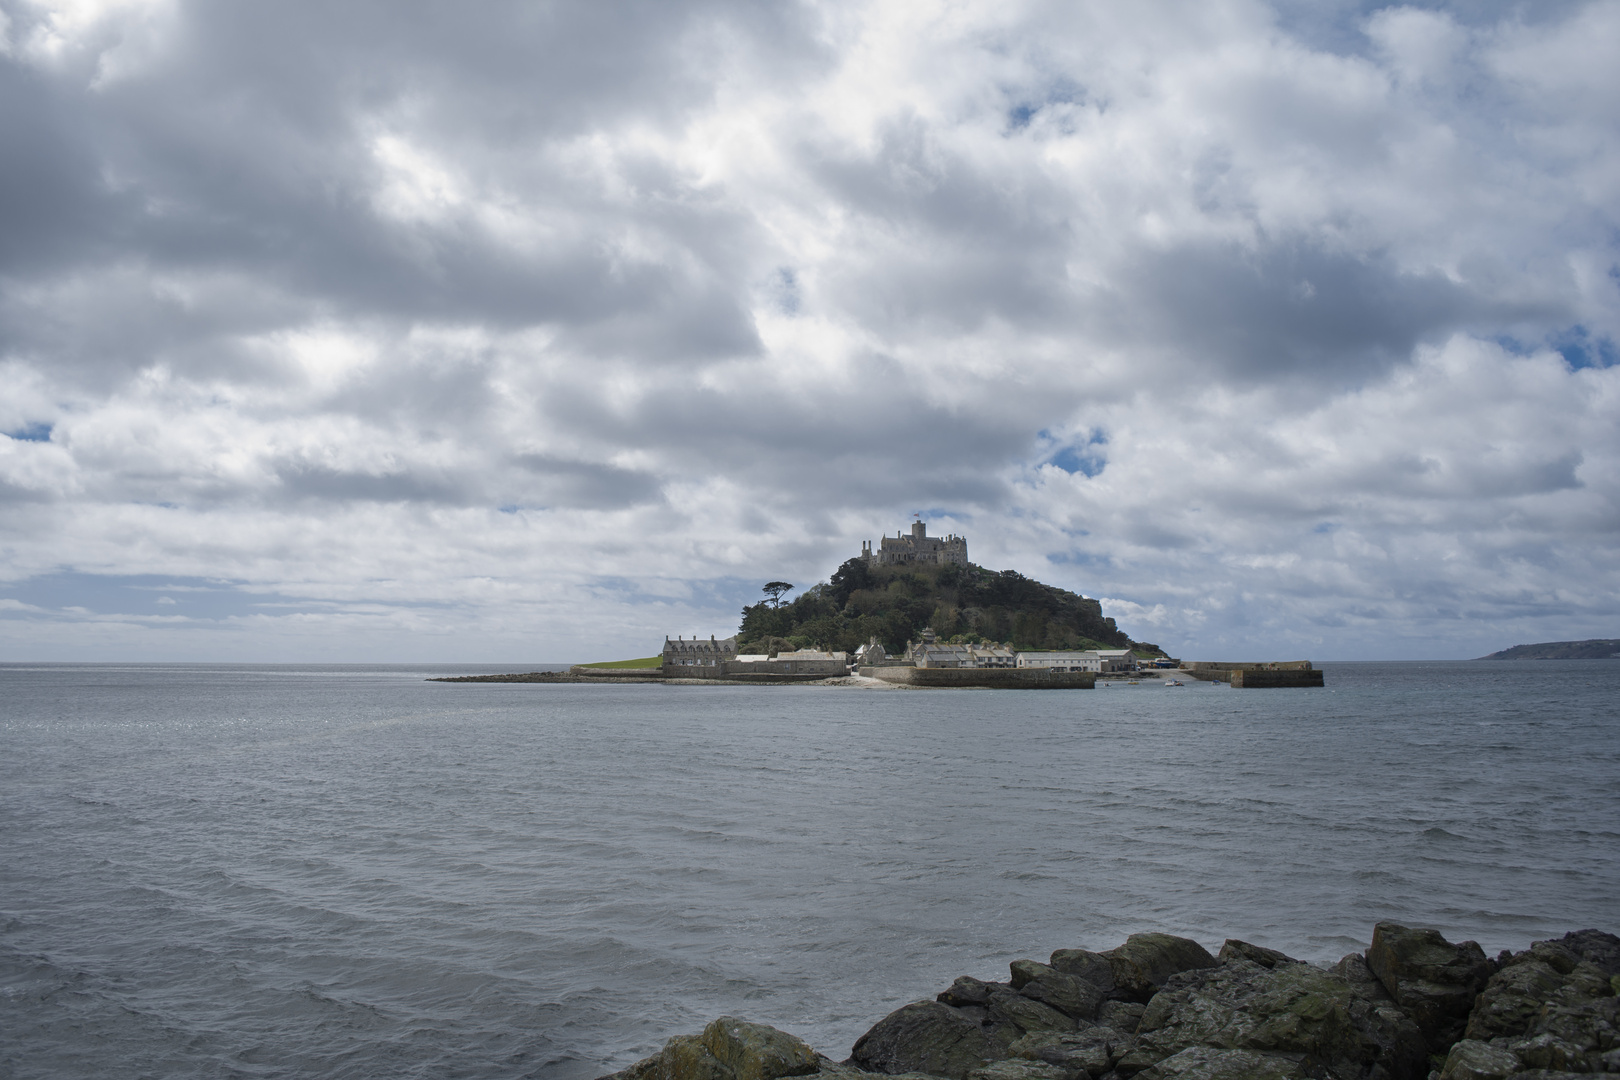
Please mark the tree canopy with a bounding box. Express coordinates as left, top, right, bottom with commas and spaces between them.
737, 558, 1155, 656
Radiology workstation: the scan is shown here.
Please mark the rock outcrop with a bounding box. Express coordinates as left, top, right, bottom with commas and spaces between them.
1367, 922, 1495, 1053
598, 925, 1620, 1080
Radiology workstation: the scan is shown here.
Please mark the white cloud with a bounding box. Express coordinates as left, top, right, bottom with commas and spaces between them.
0, 0, 1615, 660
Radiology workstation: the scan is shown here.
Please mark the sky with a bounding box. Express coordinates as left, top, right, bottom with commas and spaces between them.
0, 0, 1616, 663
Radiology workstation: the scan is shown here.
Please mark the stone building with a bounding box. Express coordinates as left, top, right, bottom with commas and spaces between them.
1016, 650, 1104, 673
862, 519, 968, 567
662, 634, 738, 676
729, 650, 848, 676
902, 629, 1016, 668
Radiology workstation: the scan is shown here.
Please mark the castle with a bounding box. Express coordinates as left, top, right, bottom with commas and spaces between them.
862, 519, 968, 567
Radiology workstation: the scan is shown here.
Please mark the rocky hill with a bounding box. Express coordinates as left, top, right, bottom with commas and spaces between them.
1478, 639, 1620, 660
737, 558, 1158, 657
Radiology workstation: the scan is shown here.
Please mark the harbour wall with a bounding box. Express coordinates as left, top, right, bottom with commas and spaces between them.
862, 666, 1095, 689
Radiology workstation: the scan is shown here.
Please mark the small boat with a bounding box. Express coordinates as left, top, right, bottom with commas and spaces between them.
1165, 679, 1185, 686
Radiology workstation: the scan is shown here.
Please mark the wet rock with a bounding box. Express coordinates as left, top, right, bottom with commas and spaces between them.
1048, 950, 1116, 998
1366, 922, 1494, 1051
1008, 1028, 1127, 1077
1464, 959, 1579, 1042
1333, 953, 1393, 1002
1217, 941, 1301, 969
814, 1060, 940, 1080
700, 1017, 820, 1080
1130, 1046, 1314, 1080
1118, 957, 1427, 1080
606, 1021, 821, 1080
1500, 1032, 1590, 1073
849, 1000, 1009, 1079
1544, 930, 1620, 978
1098, 1001, 1146, 1033
1437, 1039, 1521, 1080
939, 977, 999, 1008
1461, 929, 1620, 1076
1009, 961, 1104, 1020
964, 1059, 1075, 1080
662, 1034, 738, 1080
1107, 934, 1220, 1003
984, 987, 1078, 1036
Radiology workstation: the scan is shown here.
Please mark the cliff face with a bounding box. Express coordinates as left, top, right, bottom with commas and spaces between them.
738, 559, 1143, 656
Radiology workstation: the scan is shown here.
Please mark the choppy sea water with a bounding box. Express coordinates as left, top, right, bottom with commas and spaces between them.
2, 660, 1617, 1080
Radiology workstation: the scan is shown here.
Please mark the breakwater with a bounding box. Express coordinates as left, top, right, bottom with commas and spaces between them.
605, 924, 1620, 1080
862, 666, 1096, 689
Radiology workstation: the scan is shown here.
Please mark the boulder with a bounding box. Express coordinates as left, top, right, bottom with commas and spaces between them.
983, 988, 1078, 1037
1544, 930, 1620, 977
1366, 922, 1494, 1051
1097, 1001, 1146, 1033
1462, 929, 1620, 1075
661, 1034, 739, 1080
1216, 941, 1301, 969
1464, 958, 1584, 1042
1008, 1028, 1129, 1077
1009, 961, 1104, 1020
1106, 934, 1220, 1003
1048, 950, 1116, 998
964, 1060, 1073, 1080
939, 977, 1000, 1008
1130, 1046, 1314, 1080
1506, 993, 1620, 1072
701, 1018, 820, 1080
1333, 953, 1393, 1002
849, 1000, 1009, 1079
1115, 957, 1426, 1080
1437, 1039, 1523, 1080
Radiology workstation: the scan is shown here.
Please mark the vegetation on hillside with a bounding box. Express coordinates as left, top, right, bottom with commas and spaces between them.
1478, 639, 1620, 660
737, 558, 1159, 656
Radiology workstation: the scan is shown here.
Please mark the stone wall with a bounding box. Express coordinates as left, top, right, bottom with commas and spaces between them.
863, 667, 1095, 689
1229, 669, 1325, 688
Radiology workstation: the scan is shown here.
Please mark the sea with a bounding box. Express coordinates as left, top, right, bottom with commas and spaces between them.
2, 660, 1617, 1080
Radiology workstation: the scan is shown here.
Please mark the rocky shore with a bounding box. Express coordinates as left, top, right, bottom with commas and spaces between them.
600, 923, 1620, 1080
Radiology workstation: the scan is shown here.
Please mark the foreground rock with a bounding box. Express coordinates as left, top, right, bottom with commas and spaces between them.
598, 925, 1620, 1080
1436, 930, 1620, 1079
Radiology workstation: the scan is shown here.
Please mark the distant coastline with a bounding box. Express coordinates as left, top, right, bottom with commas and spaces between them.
1477, 639, 1620, 660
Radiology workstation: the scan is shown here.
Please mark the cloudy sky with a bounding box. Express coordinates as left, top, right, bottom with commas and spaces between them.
0, 0, 1616, 662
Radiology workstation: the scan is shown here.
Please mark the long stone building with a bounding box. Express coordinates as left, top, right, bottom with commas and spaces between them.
862, 519, 968, 567
662, 635, 737, 676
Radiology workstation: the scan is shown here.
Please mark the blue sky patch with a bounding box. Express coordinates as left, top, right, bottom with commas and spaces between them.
5, 422, 52, 442
1551, 325, 1617, 371
1046, 431, 1108, 477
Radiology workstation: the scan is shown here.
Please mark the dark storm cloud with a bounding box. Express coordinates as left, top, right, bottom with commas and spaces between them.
1113, 237, 1507, 382
511, 454, 664, 511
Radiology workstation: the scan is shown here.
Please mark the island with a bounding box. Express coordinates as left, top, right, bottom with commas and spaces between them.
431, 521, 1322, 688
1477, 640, 1620, 660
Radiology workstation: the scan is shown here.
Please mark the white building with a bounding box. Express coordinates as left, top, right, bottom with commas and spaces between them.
1016, 650, 1103, 672
907, 642, 1017, 668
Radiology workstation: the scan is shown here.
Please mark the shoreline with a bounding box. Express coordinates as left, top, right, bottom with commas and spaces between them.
599, 923, 1620, 1080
